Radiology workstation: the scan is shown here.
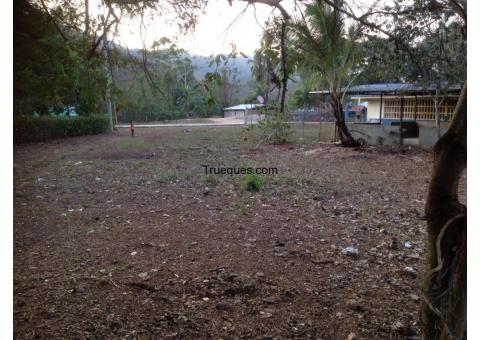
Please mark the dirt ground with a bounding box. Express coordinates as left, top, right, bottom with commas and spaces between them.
13, 126, 466, 339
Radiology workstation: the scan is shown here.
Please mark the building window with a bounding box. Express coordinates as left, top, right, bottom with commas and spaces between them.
383, 96, 457, 121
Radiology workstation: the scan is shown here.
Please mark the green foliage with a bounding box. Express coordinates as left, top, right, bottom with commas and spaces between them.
288, 75, 318, 109
13, 115, 109, 144
249, 22, 298, 109
243, 173, 263, 192
243, 106, 293, 145
353, 4, 465, 86
290, 1, 361, 93
14, 1, 107, 116
118, 48, 242, 121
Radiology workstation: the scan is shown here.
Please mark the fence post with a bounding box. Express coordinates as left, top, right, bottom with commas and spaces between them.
400, 96, 404, 145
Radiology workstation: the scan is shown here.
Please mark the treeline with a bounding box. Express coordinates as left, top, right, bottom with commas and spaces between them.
115, 47, 245, 122
13, 0, 248, 122
14, 0, 107, 116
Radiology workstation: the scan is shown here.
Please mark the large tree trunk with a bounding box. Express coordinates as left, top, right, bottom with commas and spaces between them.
421, 83, 467, 340
330, 92, 358, 147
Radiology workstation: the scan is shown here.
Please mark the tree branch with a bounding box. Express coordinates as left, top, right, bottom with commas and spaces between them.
39, 0, 67, 41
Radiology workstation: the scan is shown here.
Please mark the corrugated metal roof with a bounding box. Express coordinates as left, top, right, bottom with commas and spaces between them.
310, 83, 461, 95
223, 104, 264, 111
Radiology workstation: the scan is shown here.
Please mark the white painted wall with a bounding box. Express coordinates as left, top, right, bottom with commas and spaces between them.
355, 97, 382, 122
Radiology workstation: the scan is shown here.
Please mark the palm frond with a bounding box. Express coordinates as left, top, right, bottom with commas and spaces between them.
290, 0, 361, 94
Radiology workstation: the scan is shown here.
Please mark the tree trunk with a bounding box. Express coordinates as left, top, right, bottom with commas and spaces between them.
85, 0, 90, 34
279, 21, 288, 114
421, 83, 467, 340
330, 92, 358, 147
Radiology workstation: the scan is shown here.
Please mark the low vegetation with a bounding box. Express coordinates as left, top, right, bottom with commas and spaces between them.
243, 172, 263, 191
13, 115, 109, 144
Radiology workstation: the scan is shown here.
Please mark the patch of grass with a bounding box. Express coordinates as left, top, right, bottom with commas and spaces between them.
155, 169, 179, 182
133, 161, 145, 170
243, 173, 263, 191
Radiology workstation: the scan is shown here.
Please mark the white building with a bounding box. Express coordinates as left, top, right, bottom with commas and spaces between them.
223, 104, 265, 124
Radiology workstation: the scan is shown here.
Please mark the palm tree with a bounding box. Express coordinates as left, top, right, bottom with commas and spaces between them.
290, 0, 360, 146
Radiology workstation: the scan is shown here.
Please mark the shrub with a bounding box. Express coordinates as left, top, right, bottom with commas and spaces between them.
244, 106, 294, 145
13, 115, 110, 144
243, 173, 263, 191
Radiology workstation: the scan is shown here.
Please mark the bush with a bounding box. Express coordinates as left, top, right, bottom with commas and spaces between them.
244, 106, 294, 145
243, 173, 263, 191
13, 114, 110, 144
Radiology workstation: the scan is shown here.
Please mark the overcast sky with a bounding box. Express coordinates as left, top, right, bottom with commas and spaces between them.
100, 0, 382, 56
111, 1, 277, 56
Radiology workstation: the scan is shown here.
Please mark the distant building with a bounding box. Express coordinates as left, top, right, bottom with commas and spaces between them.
223, 104, 264, 118
223, 103, 265, 124
310, 83, 461, 126
310, 83, 462, 148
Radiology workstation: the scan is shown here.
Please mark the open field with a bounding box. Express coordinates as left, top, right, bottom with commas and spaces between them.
13, 125, 466, 339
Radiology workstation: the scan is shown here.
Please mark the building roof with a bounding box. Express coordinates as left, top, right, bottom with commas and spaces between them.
310, 83, 462, 95
223, 104, 264, 111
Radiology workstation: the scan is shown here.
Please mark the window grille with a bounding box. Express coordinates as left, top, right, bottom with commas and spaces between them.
383, 96, 457, 121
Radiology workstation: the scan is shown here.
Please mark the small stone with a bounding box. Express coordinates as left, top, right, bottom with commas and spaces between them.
402, 266, 418, 277
260, 311, 273, 318
341, 247, 359, 257
346, 299, 364, 311
202, 297, 209, 302
254, 272, 265, 279
138, 272, 149, 280
410, 294, 420, 302
404, 240, 413, 249
203, 187, 210, 195
391, 320, 416, 336
131, 251, 137, 256
348, 333, 356, 340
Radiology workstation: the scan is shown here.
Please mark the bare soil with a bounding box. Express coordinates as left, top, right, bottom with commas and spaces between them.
13, 126, 466, 339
